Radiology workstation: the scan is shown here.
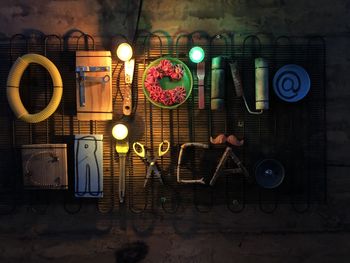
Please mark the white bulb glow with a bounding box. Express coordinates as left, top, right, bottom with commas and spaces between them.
116, 43, 133, 62
112, 124, 128, 140
192, 51, 201, 60
189, 46, 205, 63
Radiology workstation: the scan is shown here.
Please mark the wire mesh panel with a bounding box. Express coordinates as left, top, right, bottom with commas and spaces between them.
0, 32, 326, 215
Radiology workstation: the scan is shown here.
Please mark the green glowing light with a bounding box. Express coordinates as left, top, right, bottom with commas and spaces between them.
189, 46, 205, 63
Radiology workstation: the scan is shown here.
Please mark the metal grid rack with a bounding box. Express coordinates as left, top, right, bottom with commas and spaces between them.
0, 31, 326, 215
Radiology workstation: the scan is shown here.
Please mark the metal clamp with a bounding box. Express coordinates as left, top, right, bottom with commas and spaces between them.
76, 66, 110, 107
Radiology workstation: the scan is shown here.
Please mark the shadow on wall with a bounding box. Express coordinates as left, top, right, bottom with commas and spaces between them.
115, 241, 149, 263
97, 0, 141, 46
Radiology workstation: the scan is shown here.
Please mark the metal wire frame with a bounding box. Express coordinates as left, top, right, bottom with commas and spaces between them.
62, 32, 98, 214
130, 34, 326, 216
128, 31, 180, 215
175, 32, 212, 213
0, 31, 327, 217
290, 36, 327, 213
0, 34, 30, 215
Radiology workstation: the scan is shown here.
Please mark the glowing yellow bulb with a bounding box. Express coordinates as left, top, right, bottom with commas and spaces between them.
116, 43, 133, 62
112, 124, 128, 140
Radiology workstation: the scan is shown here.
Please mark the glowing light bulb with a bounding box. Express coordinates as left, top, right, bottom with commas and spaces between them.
189, 46, 205, 63
112, 123, 128, 140
116, 43, 133, 62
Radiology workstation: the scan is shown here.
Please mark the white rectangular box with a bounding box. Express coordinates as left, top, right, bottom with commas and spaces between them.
74, 134, 103, 198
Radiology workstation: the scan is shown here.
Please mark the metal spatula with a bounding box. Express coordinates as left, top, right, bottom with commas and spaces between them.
197, 61, 205, 109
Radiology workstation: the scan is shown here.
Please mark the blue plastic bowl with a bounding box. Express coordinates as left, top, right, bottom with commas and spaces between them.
255, 159, 285, 189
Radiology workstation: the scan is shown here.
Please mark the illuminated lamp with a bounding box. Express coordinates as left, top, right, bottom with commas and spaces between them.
189, 46, 206, 109
189, 46, 205, 64
116, 43, 133, 62
112, 123, 128, 140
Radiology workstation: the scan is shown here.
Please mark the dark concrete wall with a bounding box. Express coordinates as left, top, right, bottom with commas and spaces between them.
0, 0, 350, 262
142, 0, 350, 36
1, 0, 349, 37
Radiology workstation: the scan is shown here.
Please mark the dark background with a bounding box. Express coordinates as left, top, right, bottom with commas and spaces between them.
0, 1, 348, 262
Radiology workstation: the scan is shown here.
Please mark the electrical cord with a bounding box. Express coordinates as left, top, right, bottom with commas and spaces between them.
111, 0, 143, 121
132, 0, 144, 45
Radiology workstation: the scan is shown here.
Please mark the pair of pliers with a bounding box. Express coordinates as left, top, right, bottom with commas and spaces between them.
133, 140, 170, 187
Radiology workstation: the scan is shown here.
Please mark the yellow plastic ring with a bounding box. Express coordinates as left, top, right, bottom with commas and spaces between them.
6, 53, 63, 123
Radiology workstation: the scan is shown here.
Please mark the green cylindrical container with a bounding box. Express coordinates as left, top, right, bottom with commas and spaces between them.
255, 58, 269, 110
211, 56, 225, 110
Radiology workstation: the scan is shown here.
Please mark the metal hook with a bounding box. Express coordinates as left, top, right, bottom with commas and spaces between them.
174, 33, 190, 58
152, 30, 173, 56
143, 31, 164, 58
76, 33, 95, 51
258, 188, 278, 214
226, 173, 246, 213
44, 34, 62, 55
210, 33, 229, 57
9, 34, 28, 60
242, 34, 262, 57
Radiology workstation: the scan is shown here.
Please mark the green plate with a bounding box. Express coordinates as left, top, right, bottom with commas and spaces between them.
142, 57, 193, 109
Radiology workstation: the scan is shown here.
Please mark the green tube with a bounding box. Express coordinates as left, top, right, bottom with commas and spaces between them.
211, 56, 225, 110
255, 58, 269, 110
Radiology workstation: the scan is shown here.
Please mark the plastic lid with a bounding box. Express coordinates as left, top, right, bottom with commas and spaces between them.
273, 64, 310, 102
255, 159, 285, 189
